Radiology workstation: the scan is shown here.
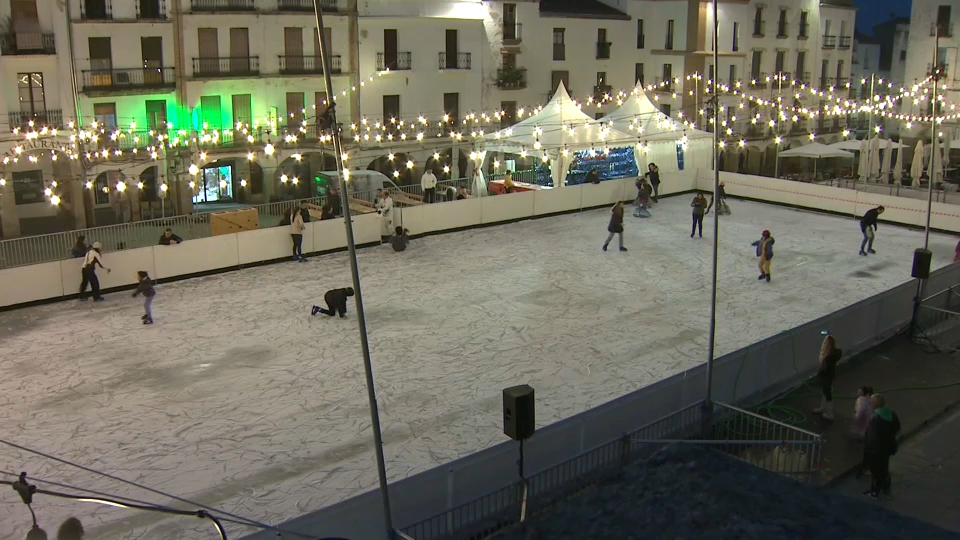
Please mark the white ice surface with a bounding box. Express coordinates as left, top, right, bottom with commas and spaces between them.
0, 198, 956, 540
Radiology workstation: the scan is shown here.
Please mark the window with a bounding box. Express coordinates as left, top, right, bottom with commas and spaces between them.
596, 71, 606, 87
777, 9, 788, 37
796, 51, 806, 80
93, 102, 116, 130
820, 59, 829, 83
659, 103, 671, 117
553, 28, 565, 61
937, 5, 952, 33
551, 70, 570, 92
899, 50, 907, 61
443, 92, 459, 125
88, 36, 111, 71
232, 94, 251, 126
286, 92, 304, 131
728, 64, 736, 85
141, 37, 163, 84
383, 94, 400, 121
314, 91, 327, 135
501, 100, 517, 127
666, 20, 675, 50
637, 19, 645, 49
12, 170, 44, 206
635, 62, 644, 85
145, 100, 167, 130
140, 167, 158, 202
732, 22, 740, 51
839, 21, 847, 38
753, 7, 764, 36
17, 72, 45, 115
199, 95, 222, 130
751, 50, 762, 78
597, 28, 610, 59
230, 27, 251, 72
775, 50, 785, 74
502, 52, 517, 68
836, 59, 844, 80
662, 63, 672, 86
799, 11, 809, 38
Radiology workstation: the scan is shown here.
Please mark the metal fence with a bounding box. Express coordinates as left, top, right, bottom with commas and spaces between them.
398, 400, 822, 540
916, 285, 960, 351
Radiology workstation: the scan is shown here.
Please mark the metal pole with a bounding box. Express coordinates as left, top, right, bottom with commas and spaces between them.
864, 74, 876, 189
774, 75, 782, 179
313, 2, 393, 538
705, 0, 720, 405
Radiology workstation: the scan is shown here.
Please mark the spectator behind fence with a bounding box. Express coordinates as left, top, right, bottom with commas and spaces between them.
321, 202, 336, 220
158, 228, 183, 246
71, 235, 88, 258
862, 393, 901, 498
585, 169, 600, 184
279, 208, 292, 227
504, 171, 517, 193
328, 186, 342, 217
299, 201, 312, 223
456, 186, 470, 200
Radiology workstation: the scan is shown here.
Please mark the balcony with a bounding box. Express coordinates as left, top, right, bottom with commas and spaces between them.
278, 0, 343, 10
439, 52, 471, 70
838, 35, 851, 49
136, 0, 166, 19
753, 21, 765, 37
654, 77, 674, 92
0, 33, 56, 55
191, 0, 255, 11
8, 110, 63, 130
376, 52, 412, 71
80, 0, 113, 20
596, 41, 611, 59
822, 35, 837, 48
279, 54, 341, 74
929, 63, 948, 78
192, 57, 260, 77
496, 66, 527, 90
836, 76, 849, 87
749, 73, 769, 87
81, 67, 176, 92
503, 22, 522, 45
593, 84, 613, 100
931, 23, 954, 37
794, 71, 811, 84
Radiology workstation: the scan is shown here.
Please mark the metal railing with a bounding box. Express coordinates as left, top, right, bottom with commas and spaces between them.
917, 285, 960, 352
81, 67, 176, 92
438, 52, 471, 70
399, 401, 822, 540
377, 52, 412, 71
136, 0, 166, 19
838, 35, 851, 49
192, 56, 260, 77
191, 0, 255, 10
0, 33, 56, 55
279, 0, 343, 9
932, 22, 954, 37
8, 110, 63, 130
822, 35, 837, 48
80, 0, 113, 19
279, 55, 341, 74
503, 22, 522, 44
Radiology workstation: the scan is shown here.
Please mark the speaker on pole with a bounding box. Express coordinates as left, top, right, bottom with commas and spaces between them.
503, 384, 535, 441
912, 248, 932, 279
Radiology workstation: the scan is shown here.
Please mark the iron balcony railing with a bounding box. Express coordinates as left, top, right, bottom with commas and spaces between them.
0, 33, 55, 55
822, 35, 837, 48
8, 110, 63, 130
794, 71, 811, 84
438, 52, 471, 70
838, 35, 851, 49
80, 0, 112, 19
376, 52, 412, 71
190, 0, 255, 10
81, 67, 176, 92
279, 54, 342, 74
136, 0, 166, 19
278, 0, 343, 10
496, 67, 527, 89
749, 73, 769, 87
192, 57, 260, 77
503, 22, 522, 44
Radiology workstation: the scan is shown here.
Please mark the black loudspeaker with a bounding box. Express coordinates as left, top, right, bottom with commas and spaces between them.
912, 248, 932, 279
503, 385, 535, 441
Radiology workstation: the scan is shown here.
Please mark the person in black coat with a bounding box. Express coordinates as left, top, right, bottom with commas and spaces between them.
812, 334, 842, 420
328, 187, 342, 217
602, 201, 627, 252
311, 287, 355, 318
645, 163, 661, 201
859, 205, 884, 256
585, 169, 600, 184
158, 228, 183, 245
862, 393, 901, 498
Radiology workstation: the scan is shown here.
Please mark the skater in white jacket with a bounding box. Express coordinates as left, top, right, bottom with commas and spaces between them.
421, 168, 438, 203
376, 190, 394, 240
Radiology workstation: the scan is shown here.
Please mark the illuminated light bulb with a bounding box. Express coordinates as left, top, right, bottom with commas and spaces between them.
137, 182, 144, 189
116, 182, 126, 192
240, 179, 248, 187
188, 181, 196, 189
219, 180, 227, 188
281, 174, 289, 183
84, 181, 92, 189
534, 140, 542, 150
406, 160, 414, 169
774, 136, 783, 145
51, 181, 58, 188
341, 152, 350, 161
388, 153, 395, 161
44, 187, 53, 197
443, 165, 451, 173
160, 183, 168, 192
264, 143, 275, 156
247, 152, 255, 161
292, 153, 303, 161
393, 170, 400, 178
199, 151, 208, 161
50, 195, 60, 205
738, 140, 746, 148
189, 164, 200, 175
102, 186, 110, 193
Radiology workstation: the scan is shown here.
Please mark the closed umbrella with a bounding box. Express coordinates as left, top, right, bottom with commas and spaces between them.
869, 136, 882, 182
880, 139, 893, 183
910, 140, 925, 187
931, 138, 945, 185
893, 141, 903, 185
858, 138, 869, 182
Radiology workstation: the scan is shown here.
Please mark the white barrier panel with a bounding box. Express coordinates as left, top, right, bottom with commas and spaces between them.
311, 219, 348, 253
533, 185, 583, 216
152, 234, 241, 280
60, 246, 157, 293
419, 198, 483, 234
581, 179, 627, 208
661, 170, 699, 196
238, 226, 299, 265
0, 261, 63, 307
396, 205, 425, 235
352, 213, 385, 245
481, 190, 536, 225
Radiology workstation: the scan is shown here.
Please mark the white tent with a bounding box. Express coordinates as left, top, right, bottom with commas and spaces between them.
481, 83, 636, 187
598, 87, 714, 173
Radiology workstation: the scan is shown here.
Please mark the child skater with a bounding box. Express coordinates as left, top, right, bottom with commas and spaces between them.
132, 270, 156, 324
751, 230, 775, 282
311, 287, 355, 318
390, 226, 410, 252
634, 177, 652, 218
602, 201, 627, 252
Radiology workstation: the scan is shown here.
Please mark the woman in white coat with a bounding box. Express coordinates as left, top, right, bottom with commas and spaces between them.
376, 190, 394, 239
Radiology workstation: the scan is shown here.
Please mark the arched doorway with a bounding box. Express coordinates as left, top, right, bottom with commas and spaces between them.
275, 152, 337, 200
367, 152, 415, 185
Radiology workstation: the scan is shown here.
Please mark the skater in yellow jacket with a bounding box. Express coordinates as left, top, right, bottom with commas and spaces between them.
752, 230, 775, 282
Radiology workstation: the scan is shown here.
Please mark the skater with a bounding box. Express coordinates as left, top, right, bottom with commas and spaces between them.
705, 182, 730, 215
79, 242, 110, 301
812, 333, 843, 421
71, 235, 88, 258
376, 189, 394, 240
690, 193, 707, 237
862, 394, 900, 498
634, 177, 652, 218
752, 230, 775, 282
852, 385, 876, 440
602, 201, 627, 252
954, 238, 960, 262
131, 270, 156, 324
421, 167, 438, 203
311, 287, 355, 318
391, 226, 410, 252
291, 203, 306, 261
645, 163, 661, 201
158, 228, 183, 245
859, 205, 884, 256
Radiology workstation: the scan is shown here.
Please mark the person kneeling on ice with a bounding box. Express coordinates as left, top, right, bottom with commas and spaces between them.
132, 270, 156, 324
312, 287, 355, 318
752, 230, 775, 282
391, 226, 410, 252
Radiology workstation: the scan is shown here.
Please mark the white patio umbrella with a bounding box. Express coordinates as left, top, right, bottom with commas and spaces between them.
828, 139, 865, 151
930, 138, 945, 184
910, 140, 925, 187
893, 141, 903, 185
880, 139, 893, 183
858, 138, 869, 182
868, 136, 882, 182
777, 142, 854, 176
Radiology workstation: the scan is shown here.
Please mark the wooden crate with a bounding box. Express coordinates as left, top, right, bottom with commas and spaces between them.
211, 207, 259, 236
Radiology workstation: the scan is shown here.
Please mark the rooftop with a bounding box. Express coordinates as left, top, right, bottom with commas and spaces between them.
539, 0, 631, 20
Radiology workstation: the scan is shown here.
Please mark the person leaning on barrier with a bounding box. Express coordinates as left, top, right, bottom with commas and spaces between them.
158, 228, 183, 246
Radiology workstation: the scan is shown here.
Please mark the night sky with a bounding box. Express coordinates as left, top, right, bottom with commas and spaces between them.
855, 0, 911, 33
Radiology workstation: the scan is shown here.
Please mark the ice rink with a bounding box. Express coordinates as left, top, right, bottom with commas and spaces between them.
1, 197, 956, 539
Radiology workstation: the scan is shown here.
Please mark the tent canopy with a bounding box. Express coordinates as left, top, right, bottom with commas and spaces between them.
778, 143, 855, 159
827, 139, 866, 151
481, 82, 635, 154
599, 88, 712, 142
